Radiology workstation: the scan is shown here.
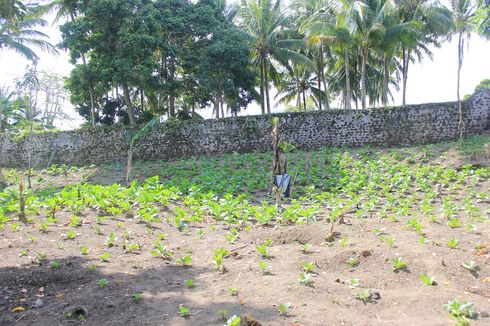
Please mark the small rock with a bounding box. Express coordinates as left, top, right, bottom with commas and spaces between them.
34, 298, 43, 308
370, 291, 381, 300
479, 309, 489, 318
361, 250, 372, 257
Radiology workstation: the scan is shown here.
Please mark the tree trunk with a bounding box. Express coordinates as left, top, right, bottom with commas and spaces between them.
140, 88, 144, 110
264, 59, 271, 114
457, 32, 465, 139
259, 58, 265, 114
302, 89, 307, 111
317, 47, 323, 111
382, 54, 389, 106
0, 102, 3, 133
122, 82, 136, 125
126, 147, 133, 184
360, 49, 367, 109
344, 49, 352, 110
81, 54, 96, 127
402, 48, 410, 106
0, 169, 6, 188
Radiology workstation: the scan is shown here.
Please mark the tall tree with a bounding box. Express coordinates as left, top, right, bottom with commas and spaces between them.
449, 0, 476, 137
0, 0, 57, 62
239, 0, 309, 113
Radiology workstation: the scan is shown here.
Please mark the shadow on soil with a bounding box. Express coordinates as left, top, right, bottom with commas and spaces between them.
0, 256, 276, 326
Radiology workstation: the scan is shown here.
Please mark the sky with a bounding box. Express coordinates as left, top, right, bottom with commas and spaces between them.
1, 8, 490, 129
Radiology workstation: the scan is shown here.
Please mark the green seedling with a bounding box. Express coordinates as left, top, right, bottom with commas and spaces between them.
133, 292, 142, 302
339, 237, 348, 247
228, 287, 238, 296
86, 264, 97, 272
196, 229, 206, 239
125, 243, 140, 253
100, 252, 110, 262
66, 230, 76, 240
298, 272, 312, 285
419, 274, 436, 286
300, 243, 312, 253
151, 240, 172, 259
97, 278, 109, 288
225, 315, 241, 326
29, 236, 36, 243
105, 232, 116, 247
347, 257, 359, 267
278, 302, 291, 316
301, 261, 315, 273
80, 245, 88, 255
461, 260, 477, 271
36, 252, 47, 261
176, 255, 192, 266
179, 304, 189, 317
184, 279, 194, 288
392, 257, 407, 271
217, 309, 229, 321
443, 299, 474, 319
50, 260, 61, 269
447, 237, 459, 249
355, 289, 372, 303
258, 261, 270, 274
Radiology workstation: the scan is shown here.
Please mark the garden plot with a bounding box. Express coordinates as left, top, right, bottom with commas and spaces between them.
0, 135, 489, 325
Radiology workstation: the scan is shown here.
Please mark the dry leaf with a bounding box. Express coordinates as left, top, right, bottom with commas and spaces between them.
11, 306, 25, 313
55, 291, 64, 299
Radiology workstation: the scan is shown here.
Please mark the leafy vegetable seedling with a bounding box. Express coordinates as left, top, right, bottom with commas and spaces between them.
301, 261, 315, 273
184, 279, 194, 288
179, 304, 189, 317
228, 287, 238, 296
419, 274, 436, 286
258, 261, 270, 274
100, 252, 110, 262
347, 257, 359, 267
298, 272, 313, 285
97, 278, 109, 288
392, 257, 406, 271
461, 261, 477, 271
133, 292, 142, 302
300, 243, 312, 253
278, 302, 291, 316
447, 237, 459, 249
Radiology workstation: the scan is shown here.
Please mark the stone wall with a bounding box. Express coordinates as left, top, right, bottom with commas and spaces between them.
1, 89, 489, 168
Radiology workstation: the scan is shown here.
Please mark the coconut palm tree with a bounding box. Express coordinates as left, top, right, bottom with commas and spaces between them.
449, 0, 476, 137
395, 0, 452, 105
0, 16, 57, 62
239, 0, 310, 113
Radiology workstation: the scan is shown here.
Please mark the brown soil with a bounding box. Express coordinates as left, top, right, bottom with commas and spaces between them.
1, 208, 489, 326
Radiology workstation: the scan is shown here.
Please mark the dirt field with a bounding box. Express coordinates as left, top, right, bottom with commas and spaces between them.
1, 136, 489, 326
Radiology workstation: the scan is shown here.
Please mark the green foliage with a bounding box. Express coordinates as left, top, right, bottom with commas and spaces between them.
392, 257, 407, 270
